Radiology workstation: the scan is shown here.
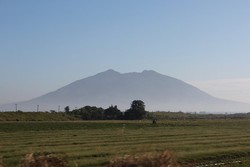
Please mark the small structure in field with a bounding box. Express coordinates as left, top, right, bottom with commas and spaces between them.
152, 118, 157, 124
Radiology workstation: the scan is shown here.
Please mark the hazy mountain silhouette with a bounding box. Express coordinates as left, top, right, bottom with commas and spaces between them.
1, 69, 250, 113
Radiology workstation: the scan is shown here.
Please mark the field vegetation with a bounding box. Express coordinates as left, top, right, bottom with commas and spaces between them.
0, 112, 78, 121
1, 118, 250, 167
1, 101, 250, 166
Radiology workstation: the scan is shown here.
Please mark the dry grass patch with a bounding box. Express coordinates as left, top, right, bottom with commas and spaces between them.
0, 158, 3, 167
107, 150, 180, 167
20, 152, 68, 167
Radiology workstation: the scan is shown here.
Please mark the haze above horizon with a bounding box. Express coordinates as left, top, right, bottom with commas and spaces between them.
1, 1, 250, 105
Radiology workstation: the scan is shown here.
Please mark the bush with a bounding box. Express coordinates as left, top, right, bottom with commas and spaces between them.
107, 150, 179, 167
0, 158, 3, 167
20, 152, 68, 167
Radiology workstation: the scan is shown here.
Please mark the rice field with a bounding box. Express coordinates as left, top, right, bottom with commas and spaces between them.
0, 119, 250, 167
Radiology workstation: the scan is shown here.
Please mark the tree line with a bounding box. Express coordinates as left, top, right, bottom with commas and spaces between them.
65, 100, 147, 120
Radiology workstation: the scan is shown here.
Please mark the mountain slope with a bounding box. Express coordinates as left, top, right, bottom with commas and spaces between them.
1, 70, 250, 112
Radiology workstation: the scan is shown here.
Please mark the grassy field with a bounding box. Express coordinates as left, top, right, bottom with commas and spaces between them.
0, 120, 250, 167
0, 112, 78, 121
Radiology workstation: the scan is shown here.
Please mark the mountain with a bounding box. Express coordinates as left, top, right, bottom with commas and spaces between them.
1, 69, 250, 113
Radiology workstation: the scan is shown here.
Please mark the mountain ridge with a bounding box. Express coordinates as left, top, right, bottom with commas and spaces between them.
1, 70, 250, 113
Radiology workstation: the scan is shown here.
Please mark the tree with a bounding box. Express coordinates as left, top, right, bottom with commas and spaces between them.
131, 100, 145, 112
64, 106, 70, 113
124, 100, 146, 120
104, 105, 122, 120
70, 106, 104, 120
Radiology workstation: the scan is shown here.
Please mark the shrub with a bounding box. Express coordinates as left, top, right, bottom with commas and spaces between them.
107, 150, 179, 167
19, 152, 68, 167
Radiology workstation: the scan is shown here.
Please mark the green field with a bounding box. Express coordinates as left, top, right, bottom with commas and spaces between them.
1, 120, 250, 167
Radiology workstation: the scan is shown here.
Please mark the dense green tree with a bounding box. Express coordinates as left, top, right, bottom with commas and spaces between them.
65, 101, 147, 120
104, 105, 122, 120
131, 100, 145, 112
64, 106, 70, 113
124, 100, 146, 120
70, 106, 104, 120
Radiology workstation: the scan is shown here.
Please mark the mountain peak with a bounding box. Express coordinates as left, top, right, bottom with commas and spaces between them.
103, 69, 120, 74
142, 70, 158, 74
96, 69, 120, 76
100, 69, 158, 75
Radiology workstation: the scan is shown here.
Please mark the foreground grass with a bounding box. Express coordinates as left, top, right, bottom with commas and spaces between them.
0, 120, 250, 167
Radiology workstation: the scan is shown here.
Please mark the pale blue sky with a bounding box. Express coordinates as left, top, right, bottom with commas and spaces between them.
1, 0, 250, 104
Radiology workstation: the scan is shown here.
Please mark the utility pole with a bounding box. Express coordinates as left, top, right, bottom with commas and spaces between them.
58, 105, 60, 112
37, 105, 39, 112
15, 104, 17, 112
